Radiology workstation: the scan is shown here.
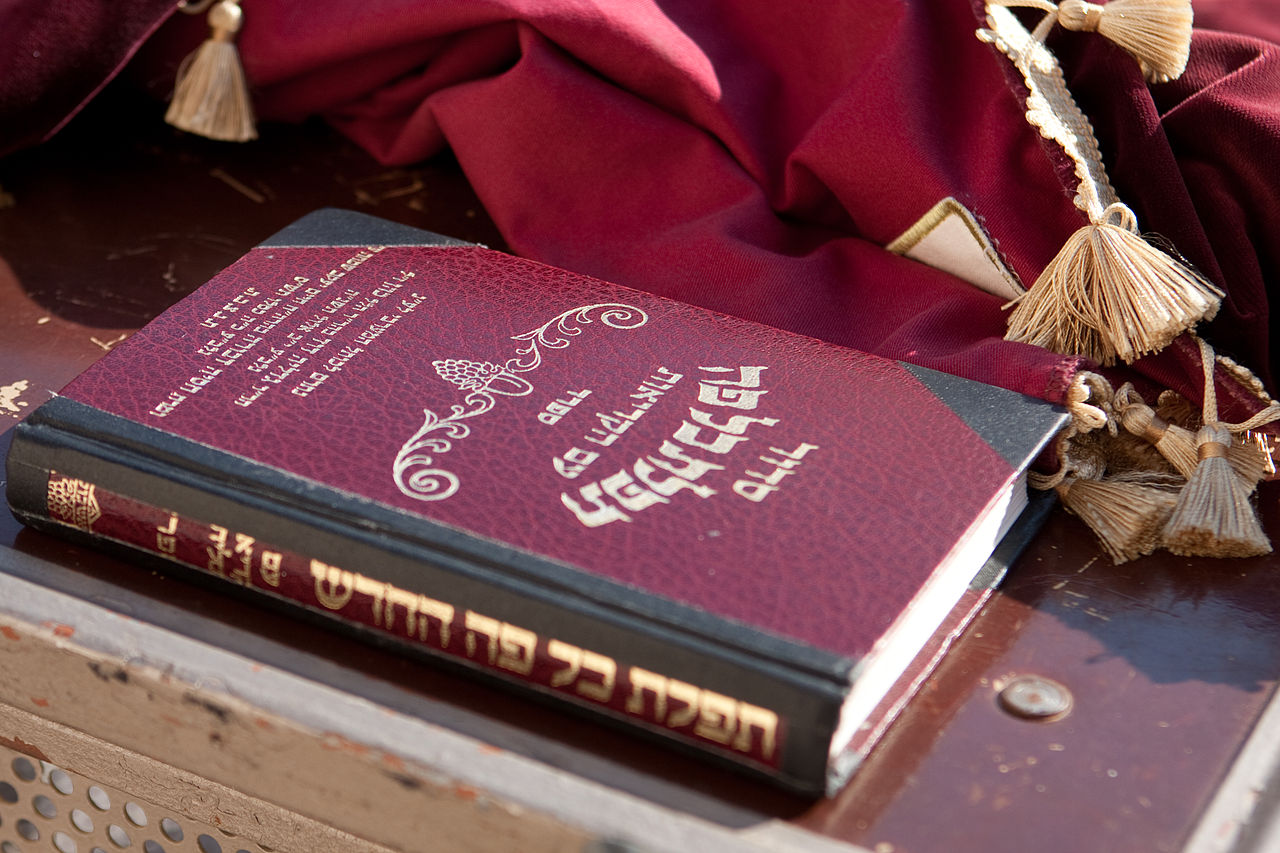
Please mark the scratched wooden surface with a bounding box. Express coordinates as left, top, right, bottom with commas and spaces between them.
2, 84, 1280, 853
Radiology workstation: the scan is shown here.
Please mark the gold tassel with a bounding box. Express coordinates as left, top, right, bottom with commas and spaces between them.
1113, 383, 1199, 477
1227, 435, 1271, 490
1113, 383, 1264, 485
1211, 355, 1280, 485
1096, 424, 1179, 476
1162, 338, 1272, 558
1144, 390, 1272, 484
1155, 390, 1199, 429
165, 0, 257, 142
1004, 203, 1221, 366
1034, 412, 1177, 565
1162, 424, 1271, 557
1055, 0, 1193, 83
1061, 381, 1171, 476
993, 0, 1193, 83
1056, 472, 1181, 563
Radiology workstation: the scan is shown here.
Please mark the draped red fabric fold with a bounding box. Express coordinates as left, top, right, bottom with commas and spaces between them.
4, 0, 1277, 418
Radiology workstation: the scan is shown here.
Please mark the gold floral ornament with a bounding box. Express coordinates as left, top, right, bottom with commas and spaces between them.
166, 0, 257, 142
46, 474, 102, 532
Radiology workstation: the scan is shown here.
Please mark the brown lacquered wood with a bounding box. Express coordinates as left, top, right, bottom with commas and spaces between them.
805, 492, 1280, 851
3, 82, 1279, 853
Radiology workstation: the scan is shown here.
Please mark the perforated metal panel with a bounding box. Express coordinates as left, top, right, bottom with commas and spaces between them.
0, 744, 266, 853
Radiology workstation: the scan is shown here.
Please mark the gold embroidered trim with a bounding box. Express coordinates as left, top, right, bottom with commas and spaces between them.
978, 6, 1118, 222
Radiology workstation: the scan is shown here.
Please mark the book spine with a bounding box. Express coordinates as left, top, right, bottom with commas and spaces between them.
6, 427, 842, 793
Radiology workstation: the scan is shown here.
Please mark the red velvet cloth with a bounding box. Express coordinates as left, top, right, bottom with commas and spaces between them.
6, 1, 1279, 419
243, 0, 1280, 415
0, 0, 176, 154
229, 0, 1096, 407
1063, 0, 1280, 391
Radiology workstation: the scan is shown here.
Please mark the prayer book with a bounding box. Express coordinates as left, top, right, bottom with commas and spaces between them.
6, 209, 1067, 794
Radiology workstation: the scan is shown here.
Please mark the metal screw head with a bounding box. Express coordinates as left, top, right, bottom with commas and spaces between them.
998, 675, 1073, 721
583, 839, 648, 853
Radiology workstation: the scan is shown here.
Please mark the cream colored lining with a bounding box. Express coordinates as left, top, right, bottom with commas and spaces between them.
886, 197, 1025, 300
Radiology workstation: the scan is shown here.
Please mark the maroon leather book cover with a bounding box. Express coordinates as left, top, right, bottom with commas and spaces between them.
6, 209, 1067, 793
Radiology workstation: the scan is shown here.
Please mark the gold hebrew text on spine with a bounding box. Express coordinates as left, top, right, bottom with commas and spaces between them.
47, 473, 102, 532
39, 474, 783, 767
308, 558, 781, 763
